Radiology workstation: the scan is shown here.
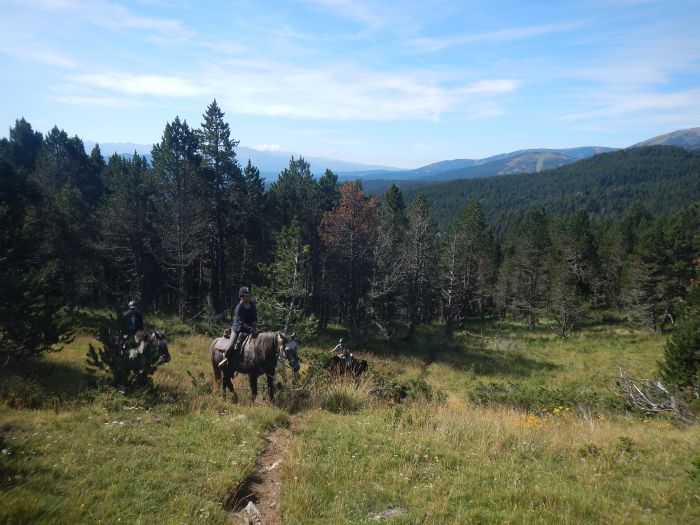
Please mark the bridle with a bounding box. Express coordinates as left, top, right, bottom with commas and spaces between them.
276, 334, 300, 371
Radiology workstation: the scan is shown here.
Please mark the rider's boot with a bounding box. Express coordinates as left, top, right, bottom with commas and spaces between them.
219, 333, 240, 369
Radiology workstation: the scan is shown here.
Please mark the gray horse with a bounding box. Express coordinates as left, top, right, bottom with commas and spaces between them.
210, 331, 300, 402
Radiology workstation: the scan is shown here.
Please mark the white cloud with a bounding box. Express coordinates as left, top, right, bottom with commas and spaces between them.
302, 0, 386, 30
0, 42, 77, 68
13, 0, 191, 40
69, 72, 206, 98
409, 22, 581, 52
62, 59, 519, 121
458, 79, 520, 95
51, 94, 140, 107
561, 88, 700, 123
257, 144, 282, 151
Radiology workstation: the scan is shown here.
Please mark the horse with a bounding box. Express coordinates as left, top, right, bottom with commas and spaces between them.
122, 329, 170, 363
210, 331, 300, 402
329, 355, 368, 378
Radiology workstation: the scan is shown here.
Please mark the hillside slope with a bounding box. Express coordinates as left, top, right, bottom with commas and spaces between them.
633, 127, 700, 149
402, 146, 700, 234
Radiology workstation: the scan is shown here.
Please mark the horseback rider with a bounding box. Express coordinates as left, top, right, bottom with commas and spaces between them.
331, 338, 352, 370
218, 286, 258, 369
125, 300, 144, 335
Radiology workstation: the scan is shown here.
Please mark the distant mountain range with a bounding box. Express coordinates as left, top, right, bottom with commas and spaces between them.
632, 127, 700, 149
82, 141, 400, 181
84, 126, 700, 184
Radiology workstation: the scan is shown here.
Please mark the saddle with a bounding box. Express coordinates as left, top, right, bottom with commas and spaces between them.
214, 337, 234, 352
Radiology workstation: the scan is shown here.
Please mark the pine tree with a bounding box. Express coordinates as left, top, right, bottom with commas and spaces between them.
404, 195, 437, 338
0, 160, 73, 362
257, 221, 317, 339
32, 127, 101, 304
97, 153, 155, 303
659, 262, 700, 396
368, 184, 408, 336
499, 208, 551, 325
151, 117, 206, 320
198, 100, 242, 311
439, 199, 496, 326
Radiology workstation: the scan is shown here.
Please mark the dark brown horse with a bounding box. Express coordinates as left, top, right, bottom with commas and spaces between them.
329, 355, 368, 378
210, 332, 300, 402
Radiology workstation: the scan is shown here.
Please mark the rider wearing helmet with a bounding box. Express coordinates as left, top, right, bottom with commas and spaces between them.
125, 300, 144, 336
219, 286, 258, 369
331, 338, 352, 370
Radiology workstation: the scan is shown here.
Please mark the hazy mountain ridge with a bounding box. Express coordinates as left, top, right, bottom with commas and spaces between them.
85, 127, 699, 183
632, 127, 700, 149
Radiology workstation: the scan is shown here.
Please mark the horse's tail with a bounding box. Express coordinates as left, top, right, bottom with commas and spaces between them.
211, 346, 222, 390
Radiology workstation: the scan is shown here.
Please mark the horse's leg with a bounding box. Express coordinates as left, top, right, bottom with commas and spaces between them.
212, 354, 222, 394
249, 374, 258, 403
266, 373, 275, 402
225, 370, 237, 403
221, 369, 228, 400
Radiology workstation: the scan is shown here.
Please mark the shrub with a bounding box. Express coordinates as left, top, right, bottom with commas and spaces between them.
0, 376, 43, 409
659, 319, 700, 396
321, 377, 373, 413
578, 443, 601, 458
85, 311, 166, 389
470, 381, 624, 414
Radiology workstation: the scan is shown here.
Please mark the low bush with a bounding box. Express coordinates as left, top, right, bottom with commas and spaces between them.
321, 377, 373, 413
470, 381, 624, 414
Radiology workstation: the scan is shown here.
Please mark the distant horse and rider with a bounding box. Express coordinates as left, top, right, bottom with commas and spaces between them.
328, 338, 368, 378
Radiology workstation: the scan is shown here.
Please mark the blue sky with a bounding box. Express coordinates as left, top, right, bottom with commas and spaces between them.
2, 0, 700, 168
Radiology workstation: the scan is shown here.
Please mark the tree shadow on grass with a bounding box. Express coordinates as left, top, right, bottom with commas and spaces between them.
439, 346, 558, 377
0, 357, 94, 408
366, 323, 558, 379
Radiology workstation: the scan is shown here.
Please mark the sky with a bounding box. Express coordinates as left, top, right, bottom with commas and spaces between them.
2, 0, 700, 169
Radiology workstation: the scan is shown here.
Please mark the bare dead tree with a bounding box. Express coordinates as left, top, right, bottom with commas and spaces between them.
616, 367, 693, 423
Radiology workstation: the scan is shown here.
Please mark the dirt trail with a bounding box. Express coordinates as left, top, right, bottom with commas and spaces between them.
229, 414, 306, 525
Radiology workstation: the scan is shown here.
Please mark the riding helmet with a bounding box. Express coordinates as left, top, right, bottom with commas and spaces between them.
239, 286, 251, 297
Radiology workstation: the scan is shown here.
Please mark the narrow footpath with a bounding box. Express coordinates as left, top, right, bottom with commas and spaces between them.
229, 414, 306, 525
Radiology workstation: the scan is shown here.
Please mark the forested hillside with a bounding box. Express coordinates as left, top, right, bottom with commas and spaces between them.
403, 146, 700, 235
2, 107, 699, 366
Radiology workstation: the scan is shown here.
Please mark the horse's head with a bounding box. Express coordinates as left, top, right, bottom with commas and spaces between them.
276, 332, 300, 372
151, 330, 170, 363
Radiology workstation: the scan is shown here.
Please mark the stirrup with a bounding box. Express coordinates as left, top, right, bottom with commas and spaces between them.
218, 358, 228, 368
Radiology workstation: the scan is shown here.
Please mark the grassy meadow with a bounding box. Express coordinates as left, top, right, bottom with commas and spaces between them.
2, 318, 699, 524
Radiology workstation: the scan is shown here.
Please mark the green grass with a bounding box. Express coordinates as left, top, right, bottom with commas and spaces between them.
281, 405, 700, 524
1, 331, 289, 525
2, 318, 699, 524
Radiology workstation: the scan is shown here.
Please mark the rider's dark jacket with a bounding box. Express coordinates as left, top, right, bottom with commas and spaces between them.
126, 310, 144, 335
232, 301, 257, 334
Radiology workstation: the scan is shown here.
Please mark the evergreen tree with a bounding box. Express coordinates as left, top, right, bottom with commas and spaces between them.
498, 208, 551, 325
234, 159, 268, 290
97, 153, 156, 304
0, 160, 72, 362
257, 221, 317, 338
151, 117, 205, 320
198, 100, 242, 311
439, 199, 496, 326
404, 195, 437, 338
31, 127, 100, 304
368, 184, 408, 336
659, 261, 700, 396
